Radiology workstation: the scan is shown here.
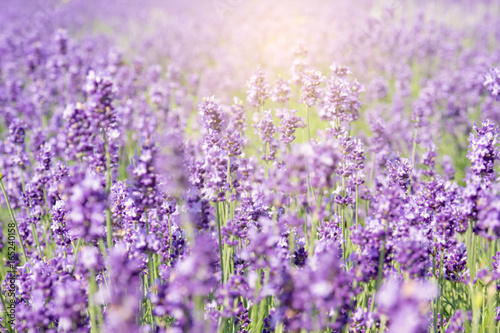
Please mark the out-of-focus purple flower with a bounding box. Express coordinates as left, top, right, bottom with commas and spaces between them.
475, 185, 500, 240
376, 278, 437, 333
53, 279, 88, 332
199, 96, 225, 133
443, 155, 455, 180
446, 310, 465, 333
79, 246, 104, 271
246, 65, 270, 108
291, 43, 308, 85
300, 70, 325, 107
103, 244, 142, 333
201, 136, 229, 201
271, 78, 292, 105
351, 217, 393, 282
337, 134, 366, 178
155, 132, 189, 197
8, 118, 26, 145
230, 97, 247, 132
484, 67, 500, 101
62, 104, 94, 159
65, 171, 106, 242
166, 235, 218, 332
321, 69, 363, 125
129, 144, 159, 211
395, 227, 431, 279
276, 108, 305, 144
84, 70, 117, 130
253, 110, 277, 160
349, 306, 380, 333
329, 64, 352, 78
277, 244, 356, 331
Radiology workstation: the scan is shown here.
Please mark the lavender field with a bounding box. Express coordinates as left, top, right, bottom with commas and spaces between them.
1, 0, 500, 332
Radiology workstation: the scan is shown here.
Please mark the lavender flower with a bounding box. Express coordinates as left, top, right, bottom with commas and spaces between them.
376, 278, 437, 333
386, 158, 413, 192
276, 108, 305, 144
65, 171, 106, 242
300, 70, 325, 107
199, 96, 225, 133
444, 243, 469, 283
484, 67, 500, 101
466, 120, 499, 181
103, 245, 142, 333
271, 78, 292, 105
246, 65, 270, 108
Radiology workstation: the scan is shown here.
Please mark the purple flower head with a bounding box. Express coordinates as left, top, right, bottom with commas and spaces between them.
225, 129, 246, 157
376, 278, 437, 333
321, 73, 363, 125
349, 307, 380, 333
53, 279, 88, 332
8, 118, 26, 145
62, 103, 94, 159
329, 63, 352, 78
395, 227, 431, 279
484, 67, 500, 101
35, 142, 53, 173
79, 245, 104, 271
386, 158, 413, 192
494, 252, 500, 291
277, 243, 355, 331
291, 43, 308, 84
277, 108, 305, 144
444, 243, 469, 283
65, 171, 106, 242
155, 132, 189, 197
309, 138, 342, 190
246, 65, 270, 108
103, 244, 142, 333
466, 120, 499, 180
475, 185, 500, 240
230, 97, 247, 132
54, 28, 69, 55
51, 200, 70, 246
201, 138, 229, 201
166, 235, 218, 331
292, 239, 308, 267
443, 155, 456, 180
129, 143, 159, 210
271, 78, 292, 105
351, 217, 393, 282
199, 96, 225, 132
300, 69, 325, 107
84, 70, 117, 129
253, 110, 277, 144
337, 134, 366, 178
446, 310, 465, 333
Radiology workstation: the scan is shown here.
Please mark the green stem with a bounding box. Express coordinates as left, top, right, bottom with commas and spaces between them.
411, 125, 418, 165
355, 185, 359, 227
103, 130, 113, 249
0, 273, 14, 333
88, 269, 99, 332
216, 201, 225, 282
71, 238, 83, 275
0, 178, 27, 262
306, 105, 311, 142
